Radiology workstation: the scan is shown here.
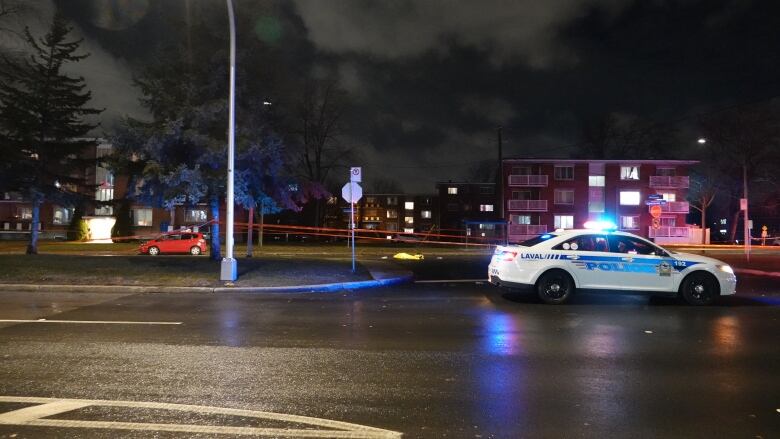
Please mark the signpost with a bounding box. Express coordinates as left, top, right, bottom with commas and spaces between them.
649, 204, 662, 218
342, 169, 363, 273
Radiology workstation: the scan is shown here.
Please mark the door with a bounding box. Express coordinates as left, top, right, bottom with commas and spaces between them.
553, 234, 613, 289
606, 235, 673, 292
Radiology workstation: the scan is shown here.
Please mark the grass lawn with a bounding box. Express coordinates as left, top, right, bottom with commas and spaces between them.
0, 254, 371, 287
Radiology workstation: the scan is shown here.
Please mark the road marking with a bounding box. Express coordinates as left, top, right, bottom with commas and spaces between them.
414, 279, 488, 284
0, 396, 402, 438
0, 319, 182, 325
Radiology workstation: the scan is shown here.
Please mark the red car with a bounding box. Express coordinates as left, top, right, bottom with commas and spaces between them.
139, 232, 208, 256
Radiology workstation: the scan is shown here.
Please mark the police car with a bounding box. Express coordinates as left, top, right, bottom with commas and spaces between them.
488, 222, 736, 305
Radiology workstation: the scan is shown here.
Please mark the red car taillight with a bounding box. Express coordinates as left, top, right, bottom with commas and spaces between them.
499, 251, 517, 262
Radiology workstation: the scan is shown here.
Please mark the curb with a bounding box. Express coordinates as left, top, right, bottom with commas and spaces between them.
0, 261, 414, 294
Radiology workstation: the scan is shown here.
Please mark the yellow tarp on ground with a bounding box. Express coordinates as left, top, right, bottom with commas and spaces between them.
393, 252, 424, 260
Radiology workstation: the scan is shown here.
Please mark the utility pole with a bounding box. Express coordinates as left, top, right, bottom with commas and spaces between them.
743, 162, 750, 261
497, 126, 505, 244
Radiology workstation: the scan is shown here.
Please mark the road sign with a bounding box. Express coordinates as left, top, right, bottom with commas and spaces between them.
350, 167, 362, 182
341, 182, 362, 203
650, 205, 662, 218
652, 218, 661, 229
648, 194, 663, 200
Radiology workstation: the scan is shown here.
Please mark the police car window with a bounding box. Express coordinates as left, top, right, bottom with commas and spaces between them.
554, 234, 608, 252
519, 234, 557, 247
608, 235, 664, 256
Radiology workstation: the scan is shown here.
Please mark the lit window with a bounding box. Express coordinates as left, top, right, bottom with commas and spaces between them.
421, 210, 432, 219
620, 166, 640, 180
479, 223, 495, 230
620, 216, 639, 230
588, 176, 605, 187
554, 189, 574, 205
661, 193, 676, 202
95, 188, 114, 202
404, 201, 414, 210
52, 207, 74, 225
17, 207, 32, 220
447, 187, 458, 195
386, 210, 398, 219
554, 166, 574, 180
554, 215, 574, 229
510, 215, 531, 225
479, 204, 494, 212
404, 228, 414, 234
132, 208, 153, 227
404, 216, 414, 224
619, 191, 641, 205
365, 197, 376, 205
185, 209, 207, 223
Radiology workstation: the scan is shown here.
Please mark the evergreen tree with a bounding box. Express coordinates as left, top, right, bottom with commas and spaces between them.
0, 13, 102, 253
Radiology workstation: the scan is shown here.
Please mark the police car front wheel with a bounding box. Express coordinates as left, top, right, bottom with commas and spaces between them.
680, 272, 718, 306
536, 270, 575, 304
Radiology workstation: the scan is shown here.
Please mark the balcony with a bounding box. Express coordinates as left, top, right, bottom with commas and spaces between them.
649, 176, 689, 189
509, 224, 548, 235
648, 226, 689, 238
508, 174, 548, 187
507, 199, 548, 211
649, 201, 689, 214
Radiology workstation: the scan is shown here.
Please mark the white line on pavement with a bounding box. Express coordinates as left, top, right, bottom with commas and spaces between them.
0, 319, 182, 325
0, 396, 402, 438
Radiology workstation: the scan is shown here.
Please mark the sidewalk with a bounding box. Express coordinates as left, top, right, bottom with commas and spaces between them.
0, 254, 413, 294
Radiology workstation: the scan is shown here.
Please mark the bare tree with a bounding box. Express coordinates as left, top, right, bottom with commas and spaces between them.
698, 103, 780, 242
688, 167, 718, 244
291, 79, 352, 226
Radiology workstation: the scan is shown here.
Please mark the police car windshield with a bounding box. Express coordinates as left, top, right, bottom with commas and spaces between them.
519, 234, 557, 247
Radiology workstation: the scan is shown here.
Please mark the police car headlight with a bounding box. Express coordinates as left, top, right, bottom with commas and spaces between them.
717, 265, 734, 274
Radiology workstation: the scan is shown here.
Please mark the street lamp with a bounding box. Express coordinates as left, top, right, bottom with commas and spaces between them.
220, 0, 237, 281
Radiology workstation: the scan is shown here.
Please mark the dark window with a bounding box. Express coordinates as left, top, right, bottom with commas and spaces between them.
554, 166, 574, 180
519, 234, 557, 247
608, 235, 667, 256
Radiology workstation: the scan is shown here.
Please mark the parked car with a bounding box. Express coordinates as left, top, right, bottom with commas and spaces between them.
488, 224, 736, 305
139, 232, 208, 256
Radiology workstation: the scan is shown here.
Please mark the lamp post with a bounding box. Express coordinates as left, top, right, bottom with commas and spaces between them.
220, 0, 237, 281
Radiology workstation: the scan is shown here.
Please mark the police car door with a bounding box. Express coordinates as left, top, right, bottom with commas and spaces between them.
554, 233, 613, 289
606, 234, 673, 292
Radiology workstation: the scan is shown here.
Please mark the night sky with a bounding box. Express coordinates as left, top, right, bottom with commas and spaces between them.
6, 0, 780, 192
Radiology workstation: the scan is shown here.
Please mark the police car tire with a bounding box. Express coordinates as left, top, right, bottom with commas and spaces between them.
148, 246, 160, 256
536, 270, 574, 305
680, 272, 718, 306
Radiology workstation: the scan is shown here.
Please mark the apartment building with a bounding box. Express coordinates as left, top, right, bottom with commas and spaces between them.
501, 159, 698, 244
436, 182, 502, 241
327, 193, 438, 235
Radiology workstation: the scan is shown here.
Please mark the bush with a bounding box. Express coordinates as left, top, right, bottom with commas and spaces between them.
111, 200, 133, 242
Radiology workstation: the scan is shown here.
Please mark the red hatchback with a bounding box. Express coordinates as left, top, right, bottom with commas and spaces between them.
139, 232, 208, 256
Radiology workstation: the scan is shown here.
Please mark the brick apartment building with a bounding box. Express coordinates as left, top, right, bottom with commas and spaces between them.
436, 182, 502, 241
327, 193, 437, 236
501, 159, 699, 244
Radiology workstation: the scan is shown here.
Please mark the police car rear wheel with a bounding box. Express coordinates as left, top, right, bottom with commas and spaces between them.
680, 272, 717, 306
537, 270, 574, 304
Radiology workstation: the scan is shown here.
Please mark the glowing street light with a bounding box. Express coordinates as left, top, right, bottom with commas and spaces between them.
697, 137, 707, 144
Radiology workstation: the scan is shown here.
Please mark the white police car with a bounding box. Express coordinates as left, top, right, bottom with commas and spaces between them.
488, 223, 736, 305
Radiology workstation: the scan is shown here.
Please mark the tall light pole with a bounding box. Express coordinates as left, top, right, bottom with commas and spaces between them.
220, 0, 237, 281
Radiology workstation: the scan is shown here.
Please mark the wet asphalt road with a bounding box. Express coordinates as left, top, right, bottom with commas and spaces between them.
0, 255, 779, 438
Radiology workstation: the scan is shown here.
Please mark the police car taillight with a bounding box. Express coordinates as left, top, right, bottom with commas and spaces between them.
499, 251, 517, 261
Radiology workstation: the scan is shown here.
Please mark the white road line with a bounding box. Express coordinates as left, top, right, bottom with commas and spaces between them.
414, 279, 487, 284
0, 400, 90, 424
0, 397, 402, 438
0, 319, 182, 325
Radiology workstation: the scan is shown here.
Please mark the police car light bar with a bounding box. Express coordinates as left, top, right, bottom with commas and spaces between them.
583, 220, 618, 232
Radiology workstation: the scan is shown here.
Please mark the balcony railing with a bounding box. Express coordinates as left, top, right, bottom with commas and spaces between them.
508, 174, 548, 187
507, 199, 548, 211
649, 201, 689, 213
508, 224, 548, 236
649, 176, 689, 188
648, 226, 689, 238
